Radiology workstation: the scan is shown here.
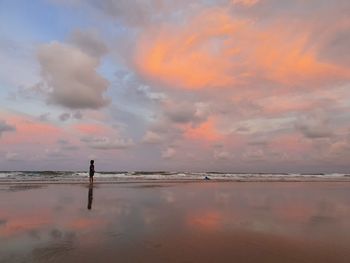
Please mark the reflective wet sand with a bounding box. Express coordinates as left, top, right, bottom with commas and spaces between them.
1, 182, 350, 263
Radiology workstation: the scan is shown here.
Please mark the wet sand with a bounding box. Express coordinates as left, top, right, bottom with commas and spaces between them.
1, 182, 350, 263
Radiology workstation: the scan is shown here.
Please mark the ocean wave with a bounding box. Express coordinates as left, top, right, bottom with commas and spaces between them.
0, 171, 349, 183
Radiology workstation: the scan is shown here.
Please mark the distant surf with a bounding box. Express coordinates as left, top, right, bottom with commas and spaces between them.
0, 171, 350, 183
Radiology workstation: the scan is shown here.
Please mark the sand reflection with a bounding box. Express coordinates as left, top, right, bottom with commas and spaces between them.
1, 182, 350, 263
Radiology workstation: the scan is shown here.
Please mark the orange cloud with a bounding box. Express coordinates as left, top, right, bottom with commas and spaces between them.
135, 9, 245, 89
232, 0, 260, 7
184, 118, 222, 141
135, 8, 349, 90
251, 30, 345, 85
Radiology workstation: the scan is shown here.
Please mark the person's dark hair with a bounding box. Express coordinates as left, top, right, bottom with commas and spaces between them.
90, 160, 94, 164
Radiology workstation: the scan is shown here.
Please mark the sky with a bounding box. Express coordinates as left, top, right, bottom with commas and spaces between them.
0, 0, 349, 172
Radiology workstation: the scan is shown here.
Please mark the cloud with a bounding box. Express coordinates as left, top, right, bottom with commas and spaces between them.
142, 131, 164, 144
59, 113, 71, 122
88, 0, 192, 27
135, 7, 348, 90
45, 148, 67, 159
232, 0, 260, 7
161, 147, 176, 159
90, 0, 154, 25
0, 120, 16, 137
184, 118, 223, 142
69, 29, 108, 57
329, 139, 350, 158
295, 112, 333, 139
1, 115, 62, 145
37, 42, 110, 109
213, 149, 231, 160
73, 111, 83, 119
242, 148, 265, 161
5, 152, 20, 161
38, 113, 50, 122
163, 101, 209, 124
2, 0, 350, 171
81, 136, 134, 150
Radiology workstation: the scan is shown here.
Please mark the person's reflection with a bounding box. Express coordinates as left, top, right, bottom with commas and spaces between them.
88, 184, 93, 210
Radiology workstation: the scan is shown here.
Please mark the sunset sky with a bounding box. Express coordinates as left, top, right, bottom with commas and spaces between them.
0, 0, 349, 172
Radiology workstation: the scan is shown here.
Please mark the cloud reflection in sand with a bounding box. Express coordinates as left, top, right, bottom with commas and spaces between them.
1, 182, 350, 262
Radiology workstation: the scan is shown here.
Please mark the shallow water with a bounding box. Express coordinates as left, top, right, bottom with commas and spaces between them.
1, 182, 350, 263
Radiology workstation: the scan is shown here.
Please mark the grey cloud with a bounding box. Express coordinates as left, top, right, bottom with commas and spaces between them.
85, 0, 213, 30
57, 139, 69, 145
214, 149, 231, 160
89, 0, 160, 26
56, 0, 209, 27
235, 126, 250, 133
59, 112, 71, 121
296, 113, 333, 139
73, 111, 83, 119
37, 42, 110, 109
248, 136, 269, 146
165, 104, 195, 123
62, 145, 79, 151
242, 148, 265, 161
163, 101, 209, 125
0, 120, 16, 137
142, 131, 164, 144
5, 152, 21, 161
69, 29, 108, 57
38, 113, 50, 121
320, 29, 350, 67
57, 139, 79, 150
45, 149, 67, 159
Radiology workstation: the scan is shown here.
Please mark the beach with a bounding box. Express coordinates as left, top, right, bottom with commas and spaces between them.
1, 181, 350, 263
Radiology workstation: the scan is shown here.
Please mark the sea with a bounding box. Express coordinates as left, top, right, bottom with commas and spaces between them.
0, 171, 349, 183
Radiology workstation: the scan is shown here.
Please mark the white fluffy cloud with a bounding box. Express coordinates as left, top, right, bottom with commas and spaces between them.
37, 42, 110, 109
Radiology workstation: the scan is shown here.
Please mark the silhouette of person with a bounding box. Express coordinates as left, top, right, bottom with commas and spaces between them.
89, 160, 95, 184
88, 184, 93, 210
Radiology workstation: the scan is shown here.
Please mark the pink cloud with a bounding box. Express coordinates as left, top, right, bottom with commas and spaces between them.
73, 123, 109, 135
1, 115, 62, 145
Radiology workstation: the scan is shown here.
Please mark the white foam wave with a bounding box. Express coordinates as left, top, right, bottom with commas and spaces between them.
0, 171, 349, 183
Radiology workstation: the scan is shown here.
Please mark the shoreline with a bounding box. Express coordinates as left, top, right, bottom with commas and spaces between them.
1, 178, 350, 185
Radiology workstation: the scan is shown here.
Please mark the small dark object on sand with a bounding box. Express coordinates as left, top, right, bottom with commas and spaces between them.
204, 176, 211, 180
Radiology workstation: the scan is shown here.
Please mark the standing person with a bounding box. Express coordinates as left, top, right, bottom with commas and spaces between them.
89, 160, 95, 184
